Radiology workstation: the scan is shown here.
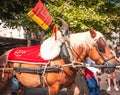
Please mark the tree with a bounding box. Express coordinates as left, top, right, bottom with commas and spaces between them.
0, 0, 120, 38
0, 0, 40, 31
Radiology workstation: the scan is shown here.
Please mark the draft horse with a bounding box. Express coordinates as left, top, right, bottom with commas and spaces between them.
0, 18, 119, 95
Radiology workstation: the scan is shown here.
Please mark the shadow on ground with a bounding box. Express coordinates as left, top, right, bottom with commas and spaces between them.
99, 89, 110, 95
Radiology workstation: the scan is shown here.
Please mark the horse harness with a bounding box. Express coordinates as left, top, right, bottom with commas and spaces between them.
0, 62, 13, 82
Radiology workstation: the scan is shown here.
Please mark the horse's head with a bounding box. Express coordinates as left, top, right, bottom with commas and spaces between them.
69, 28, 118, 67
87, 28, 118, 66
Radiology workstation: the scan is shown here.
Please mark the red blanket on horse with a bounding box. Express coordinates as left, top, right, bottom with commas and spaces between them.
7, 45, 49, 64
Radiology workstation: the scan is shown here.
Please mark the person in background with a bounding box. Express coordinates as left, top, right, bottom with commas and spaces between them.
11, 76, 19, 95
106, 47, 119, 91
106, 70, 119, 91
116, 45, 120, 60
84, 57, 102, 95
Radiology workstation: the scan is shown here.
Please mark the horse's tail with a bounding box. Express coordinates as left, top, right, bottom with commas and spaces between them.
0, 51, 9, 65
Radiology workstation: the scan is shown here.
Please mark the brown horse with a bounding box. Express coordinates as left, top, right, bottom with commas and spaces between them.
0, 20, 119, 95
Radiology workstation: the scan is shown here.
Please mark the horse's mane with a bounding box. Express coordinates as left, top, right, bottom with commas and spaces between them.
40, 30, 104, 60
69, 31, 104, 51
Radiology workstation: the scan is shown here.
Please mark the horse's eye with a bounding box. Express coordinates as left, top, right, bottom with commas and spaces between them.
98, 47, 105, 53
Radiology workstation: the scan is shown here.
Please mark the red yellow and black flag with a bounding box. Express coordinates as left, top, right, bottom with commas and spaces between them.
27, 0, 53, 30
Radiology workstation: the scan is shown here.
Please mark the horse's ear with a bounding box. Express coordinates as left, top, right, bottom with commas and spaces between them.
89, 27, 96, 38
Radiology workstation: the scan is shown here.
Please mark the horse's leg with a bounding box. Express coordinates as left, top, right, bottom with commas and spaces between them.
48, 84, 60, 95
67, 82, 80, 95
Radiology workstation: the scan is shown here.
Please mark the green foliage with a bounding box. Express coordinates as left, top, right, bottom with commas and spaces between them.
46, 0, 120, 34
0, 0, 40, 31
0, 0, 120, 38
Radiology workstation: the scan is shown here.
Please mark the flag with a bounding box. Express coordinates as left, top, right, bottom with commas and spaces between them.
27, 0, 53, 30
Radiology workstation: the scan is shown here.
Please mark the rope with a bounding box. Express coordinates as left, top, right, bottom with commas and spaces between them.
41, 63, 48, 87
2, 61, 8, 81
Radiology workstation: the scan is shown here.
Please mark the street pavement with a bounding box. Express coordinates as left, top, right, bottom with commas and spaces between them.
99, 70, 120, 95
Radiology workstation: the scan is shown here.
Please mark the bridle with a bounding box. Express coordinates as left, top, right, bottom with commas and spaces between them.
94, 37, 116, 66
95, 44, 115, 64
